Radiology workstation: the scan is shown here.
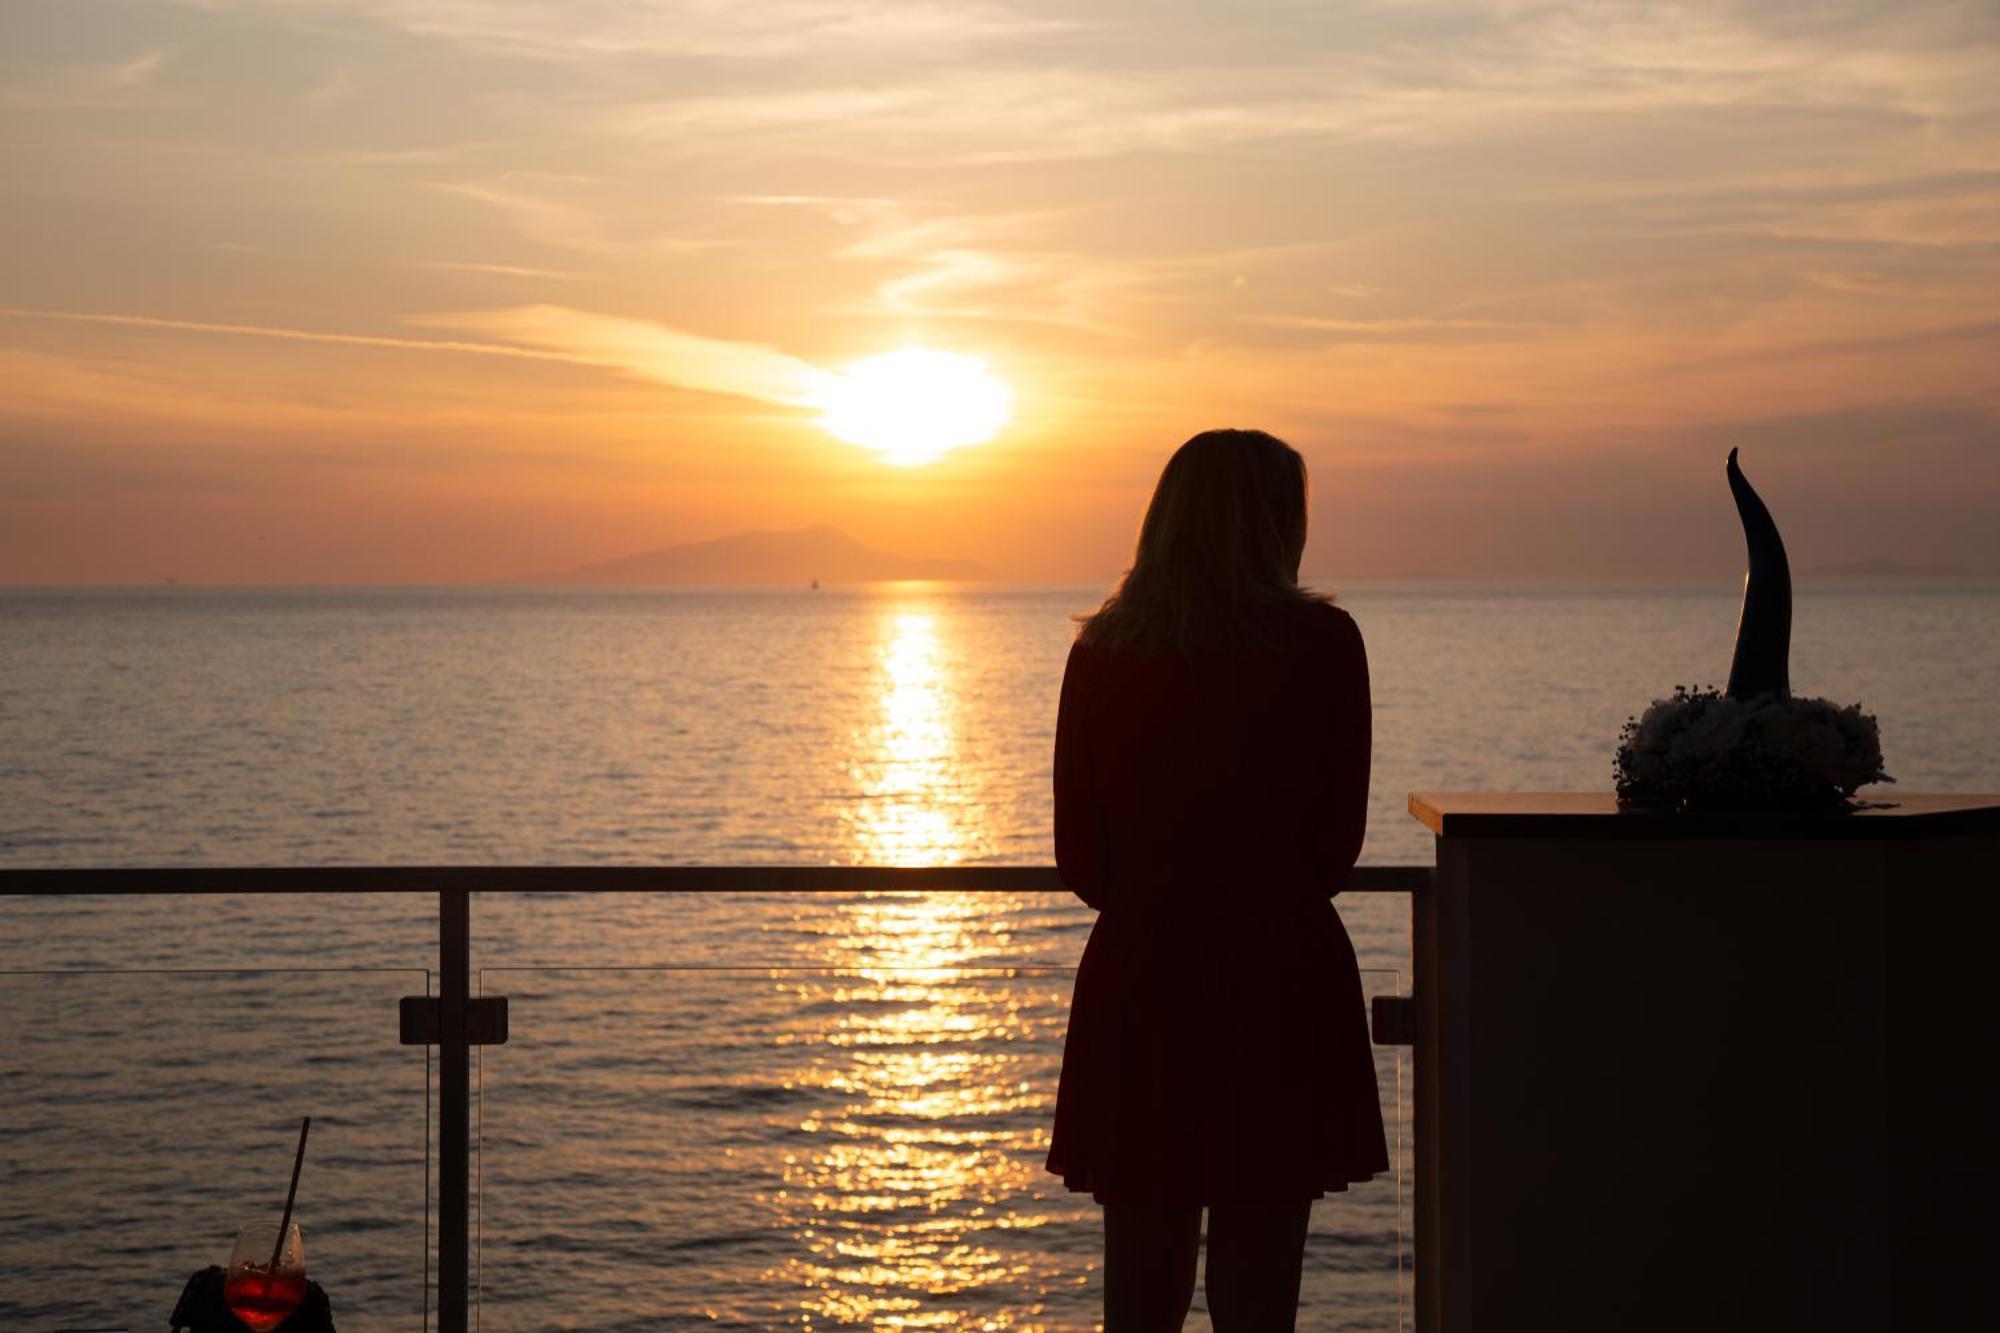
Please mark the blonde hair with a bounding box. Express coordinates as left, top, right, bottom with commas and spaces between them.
1078, 428, 1325, 657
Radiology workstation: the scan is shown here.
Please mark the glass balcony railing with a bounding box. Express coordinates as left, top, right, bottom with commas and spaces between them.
0, 866, 1424, 1333
0, 966, 433, 1332
473, 965, 1408, 1331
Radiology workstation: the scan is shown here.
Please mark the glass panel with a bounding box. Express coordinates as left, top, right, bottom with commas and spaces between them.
1307, 968, 1409, 1333
475, 965, 1407, 1330
0, 968, 432, 1332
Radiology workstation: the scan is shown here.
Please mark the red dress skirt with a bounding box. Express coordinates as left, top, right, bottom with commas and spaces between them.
1044, 603, 1388, 1204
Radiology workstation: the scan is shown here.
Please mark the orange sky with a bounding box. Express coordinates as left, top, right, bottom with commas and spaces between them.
3, 0, 1997, 583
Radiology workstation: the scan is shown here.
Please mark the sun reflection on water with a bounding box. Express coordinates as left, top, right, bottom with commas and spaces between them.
771, 606, 1079, 1325
846, 603, 989, 867
768, 892, 1075, 1326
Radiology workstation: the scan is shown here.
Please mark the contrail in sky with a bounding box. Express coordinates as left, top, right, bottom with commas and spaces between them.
1, 305, 836, 409
0, 306, 582, 364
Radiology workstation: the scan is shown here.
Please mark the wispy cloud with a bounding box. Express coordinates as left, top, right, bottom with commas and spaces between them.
0, 46, 177, 108
1241, 314, 1533, 345
415, 306, 833, 406
743, 196, 1126, 331
301, 66, 356, 106
830, 209, 1096, 326
0, 307, 578, 363
229, 0, 1077, 60
415, 260, 577, 280
436, 175, 736, 256
103, 49, 171, 88
1, 302, 846, 412
435, 178, 617, 253
1659, 317, 2000, 374
2, 304, 842, 411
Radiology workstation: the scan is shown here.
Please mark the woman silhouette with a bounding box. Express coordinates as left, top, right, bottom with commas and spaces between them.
1046, 429, 1387, 1331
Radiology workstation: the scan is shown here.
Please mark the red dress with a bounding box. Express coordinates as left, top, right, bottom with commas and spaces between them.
1045, 601, 1388, 1204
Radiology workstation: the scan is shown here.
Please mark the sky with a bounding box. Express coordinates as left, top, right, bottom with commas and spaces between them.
2, 0, 1997, 584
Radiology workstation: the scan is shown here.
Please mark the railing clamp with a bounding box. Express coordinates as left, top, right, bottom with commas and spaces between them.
1371, 994, 1416, 1047
399, 995, 509, 1046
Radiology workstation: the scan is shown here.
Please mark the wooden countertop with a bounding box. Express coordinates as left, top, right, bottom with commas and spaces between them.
1408, 791, 2000, 840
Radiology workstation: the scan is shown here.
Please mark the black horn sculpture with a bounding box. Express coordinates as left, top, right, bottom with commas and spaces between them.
1724, 447, 1791, 700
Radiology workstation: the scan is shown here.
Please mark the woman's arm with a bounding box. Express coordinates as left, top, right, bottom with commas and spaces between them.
1053, 640, 1109, 909
1317, 609, 1372, 894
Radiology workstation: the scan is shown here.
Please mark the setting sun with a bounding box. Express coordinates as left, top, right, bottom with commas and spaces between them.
815, 348, 1014, 467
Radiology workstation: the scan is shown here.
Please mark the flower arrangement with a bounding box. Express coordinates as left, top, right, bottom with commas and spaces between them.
1614, 686, 1891, 813
1614, 450, 1892, 813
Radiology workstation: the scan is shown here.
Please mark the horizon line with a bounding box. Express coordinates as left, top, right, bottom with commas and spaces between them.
5, 570, 1995, 592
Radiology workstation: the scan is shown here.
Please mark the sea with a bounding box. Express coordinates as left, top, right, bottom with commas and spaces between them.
2, 581, 1996, 1331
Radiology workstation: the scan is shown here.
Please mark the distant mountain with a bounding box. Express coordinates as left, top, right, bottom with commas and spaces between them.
541, 524, 985, 585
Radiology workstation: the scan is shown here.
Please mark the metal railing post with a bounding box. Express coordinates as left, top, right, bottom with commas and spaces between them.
438, 887, 471, 1333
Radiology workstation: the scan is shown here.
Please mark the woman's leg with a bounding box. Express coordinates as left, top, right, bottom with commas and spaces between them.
1202, 1201, 1312, 1332
1103, 1203, 1202, 1332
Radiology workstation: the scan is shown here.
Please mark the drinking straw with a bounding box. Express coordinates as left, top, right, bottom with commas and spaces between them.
268, 1116, 311, 1275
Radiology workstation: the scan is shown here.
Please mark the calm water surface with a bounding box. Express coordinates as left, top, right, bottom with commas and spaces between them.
3, 583, 1995, 1330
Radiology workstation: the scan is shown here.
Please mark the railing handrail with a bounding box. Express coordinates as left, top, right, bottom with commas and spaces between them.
0, 863, 1429, 894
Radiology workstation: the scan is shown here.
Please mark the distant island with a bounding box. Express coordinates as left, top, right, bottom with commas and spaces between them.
538, 524, 986, 585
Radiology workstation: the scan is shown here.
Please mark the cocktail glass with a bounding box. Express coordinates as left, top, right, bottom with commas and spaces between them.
223, 1221, 306, 1332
